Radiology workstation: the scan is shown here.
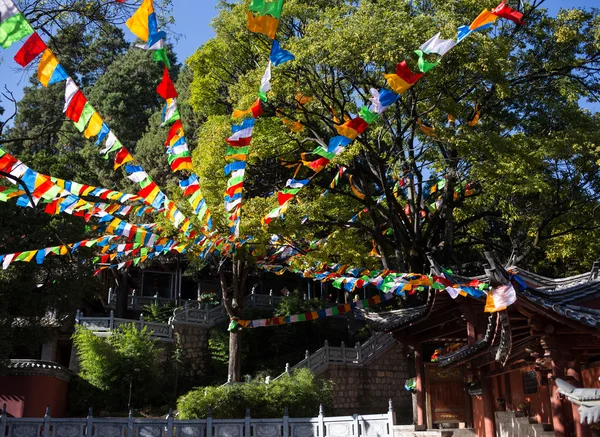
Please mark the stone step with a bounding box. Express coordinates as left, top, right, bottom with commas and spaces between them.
392, 426, 477, 437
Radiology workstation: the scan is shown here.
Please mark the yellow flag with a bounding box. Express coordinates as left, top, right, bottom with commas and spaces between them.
384, 74, 412, 94
84, 112, 103, 139
38, 49, 59, 87
126, 0, 153, 42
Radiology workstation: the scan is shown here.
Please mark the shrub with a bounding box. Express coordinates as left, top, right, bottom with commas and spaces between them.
177, 368, 332, 419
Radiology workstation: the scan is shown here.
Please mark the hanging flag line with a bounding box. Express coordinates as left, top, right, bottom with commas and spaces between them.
263, 1, 525, 225
223, 0, 296, 238
0, 229, 191, 271
0, 235, 118, 270
0, 182, 158, 218
0, 148, 162, 246
229, 291, 396, 331
49, 176, 144, 205
125, 0, 213, 230
0, 0, 197, 238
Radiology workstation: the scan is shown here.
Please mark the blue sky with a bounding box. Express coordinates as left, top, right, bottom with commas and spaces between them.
0, 0, 597, 112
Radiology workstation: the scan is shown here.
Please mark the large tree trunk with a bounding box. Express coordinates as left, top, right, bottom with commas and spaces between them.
228, 329, 242, 381
217, 254, 249, 382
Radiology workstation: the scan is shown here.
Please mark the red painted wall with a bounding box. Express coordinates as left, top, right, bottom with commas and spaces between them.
582, 363, 600, 388
0, 375, 69, 418
507, 366, 552, 425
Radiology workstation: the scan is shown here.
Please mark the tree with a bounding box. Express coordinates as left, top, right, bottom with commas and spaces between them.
72, 324, 161, 410
185, 0, 600, 380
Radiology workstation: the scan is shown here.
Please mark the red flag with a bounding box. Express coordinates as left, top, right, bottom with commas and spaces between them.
305, 157, 330, 172
65, 91, 87, 123
346, 117, 369, 135
492, 2, 525, 25
165, 120, 184, 145
14, 33, 46, 67
278, 192, 295, 206
156, 66, 178, 99
226, 182, 244, 197
396, 60, 423, 85
138, 182, 158, 198
113, 147, 133, 170
251, 99, 262, 118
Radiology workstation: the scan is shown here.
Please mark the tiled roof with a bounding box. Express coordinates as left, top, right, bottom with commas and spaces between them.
7, 359, 72, 382
360, 290, 435, 332
438, 313, 498, 367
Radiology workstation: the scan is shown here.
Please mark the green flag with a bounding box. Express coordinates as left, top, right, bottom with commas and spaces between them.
414, 49, 439, 73
249, 0, 284, 19
359, 106, 379, 124
0, 13, 34, 49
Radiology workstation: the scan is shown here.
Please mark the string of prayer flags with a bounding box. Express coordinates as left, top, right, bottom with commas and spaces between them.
0, 0, 33, 49
231, 292, 395, 331
266, 3, 526, 224
270, 40, 294, 66
0, 235, 119, 270
14, 32, 46, 67
126, 1, 210, 230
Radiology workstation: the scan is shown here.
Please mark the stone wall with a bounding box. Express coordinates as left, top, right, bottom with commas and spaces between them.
173, 322, 210, 378
321, 342, 412, 423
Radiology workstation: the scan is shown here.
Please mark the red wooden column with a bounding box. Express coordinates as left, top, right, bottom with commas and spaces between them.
550, 361, 566, 437
414, 344, 426, 428
481, 372, 496, 436
567, 361, 592, 437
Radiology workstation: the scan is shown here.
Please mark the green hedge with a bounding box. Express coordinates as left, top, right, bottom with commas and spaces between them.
177, 368, 332, 419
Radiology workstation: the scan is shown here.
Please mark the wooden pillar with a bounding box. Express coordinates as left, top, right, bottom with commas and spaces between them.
414, 344, 426, 428
503, 372, 513, 410
481, 375, 496, 437
550, 361, 566, 437
567, 361, 592, 437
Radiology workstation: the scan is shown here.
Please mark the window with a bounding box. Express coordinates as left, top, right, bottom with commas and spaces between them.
522, 370, 539, 394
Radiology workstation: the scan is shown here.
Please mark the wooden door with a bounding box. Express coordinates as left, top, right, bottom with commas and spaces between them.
425, 364, 469, 428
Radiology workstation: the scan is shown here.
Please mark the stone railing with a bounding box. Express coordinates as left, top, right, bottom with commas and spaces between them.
495, 411, 554, 437
171, 293, 285, 327
0, 403, 396, 437
75, 310, 173, 342
269, 332, 396, 379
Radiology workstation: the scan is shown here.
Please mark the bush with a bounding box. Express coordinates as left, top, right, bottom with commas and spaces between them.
72, 324, 163, 410
177, 368, 332, 419
142, 302, 177, 323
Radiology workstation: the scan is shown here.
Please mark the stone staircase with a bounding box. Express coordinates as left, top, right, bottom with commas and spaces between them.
495, 411, 555, 437
393, 426, 476, 437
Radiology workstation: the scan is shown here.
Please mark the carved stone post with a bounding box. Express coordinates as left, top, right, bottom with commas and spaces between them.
166, 409, 174, 437
244, 408, 251, 437
283, 407, 290, 437
207, 407, 213, 437
318, 405, 325, 437
42, 406, 50, 437
84, 408, 93, 436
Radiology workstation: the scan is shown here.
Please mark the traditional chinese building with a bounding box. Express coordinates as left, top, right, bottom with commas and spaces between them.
363, 253, 600, 437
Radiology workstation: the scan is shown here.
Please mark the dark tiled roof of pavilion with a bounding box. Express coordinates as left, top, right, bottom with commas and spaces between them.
437, 313, 498, 367
360, 289, 436, 332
